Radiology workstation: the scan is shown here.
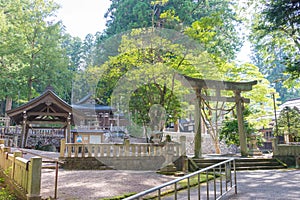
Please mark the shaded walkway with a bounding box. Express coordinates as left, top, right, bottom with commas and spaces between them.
222, 169, 300, 200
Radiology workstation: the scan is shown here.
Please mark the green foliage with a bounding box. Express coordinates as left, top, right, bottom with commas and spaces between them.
104, 0, 153, 35
250, 0, 300, 100
0, 0, 75, 105
0, 188, 16, 200
185, 1, 242, 61
0, 176, 16, 200
276, 106, 300, 142
219, 118, 255, 147
102, 0, 242, 61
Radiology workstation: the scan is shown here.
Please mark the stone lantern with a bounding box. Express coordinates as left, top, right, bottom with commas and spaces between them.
249, 132, 262, 156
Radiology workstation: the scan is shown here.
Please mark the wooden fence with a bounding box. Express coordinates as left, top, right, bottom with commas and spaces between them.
60, 136, 186, 158
0, 139, 42, 200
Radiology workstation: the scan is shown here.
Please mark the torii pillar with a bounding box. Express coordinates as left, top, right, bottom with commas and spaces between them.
194, 88, 202, 158
183, 75, 257, 158
235, 90, 247, 157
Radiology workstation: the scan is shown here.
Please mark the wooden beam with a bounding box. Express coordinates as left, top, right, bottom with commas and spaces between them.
201, 95, 250, 103
184, 75, 257, 91
27, 112, 68, 117
29, 121, 67, 125
27, 126, 66, 129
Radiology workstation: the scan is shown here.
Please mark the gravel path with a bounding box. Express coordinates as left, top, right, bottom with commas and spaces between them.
41, 169, 176, 200
11, 148, 176, 199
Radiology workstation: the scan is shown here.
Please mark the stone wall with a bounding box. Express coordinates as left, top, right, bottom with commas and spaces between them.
61, 156, 186, 171
273, 141, 300, 167
274, 144, 300, 156
98, 156, 166, 170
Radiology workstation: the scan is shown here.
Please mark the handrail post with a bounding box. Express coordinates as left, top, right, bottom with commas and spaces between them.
54, 161, 59, 199
234, 159, 237, 194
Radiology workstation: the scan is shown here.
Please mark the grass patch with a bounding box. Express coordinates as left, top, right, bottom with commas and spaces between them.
0, 176, 16, 200
137, 172, 220, 199
178, 173, 215, 188
100, 192, 136, 200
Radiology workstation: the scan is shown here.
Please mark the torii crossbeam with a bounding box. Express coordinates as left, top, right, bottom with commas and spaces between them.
184, 75, 258, 157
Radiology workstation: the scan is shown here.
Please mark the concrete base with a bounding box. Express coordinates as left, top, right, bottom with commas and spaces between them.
26, 194, 41, 200
273, 155, 295, 167
159, 163, 177, 173
249, 148, 263, 156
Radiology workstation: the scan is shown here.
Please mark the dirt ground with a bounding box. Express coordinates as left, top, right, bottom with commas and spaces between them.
41, 169, 176, 200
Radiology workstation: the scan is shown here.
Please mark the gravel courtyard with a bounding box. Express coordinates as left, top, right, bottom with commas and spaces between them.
41, 169, 176, 200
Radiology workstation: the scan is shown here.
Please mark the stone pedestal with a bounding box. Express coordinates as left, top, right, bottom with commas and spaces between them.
296, 156, 300, 169
160, 164, 177, 173
249, 133, 262, 156
160, 144, 177, 173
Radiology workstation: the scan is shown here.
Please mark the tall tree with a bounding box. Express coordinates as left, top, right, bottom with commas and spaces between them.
277, 106, 300, 142
0, 0, 73, 104
250, 0, 300, 96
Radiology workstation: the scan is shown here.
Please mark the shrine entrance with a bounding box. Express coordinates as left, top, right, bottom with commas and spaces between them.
6, 86, 81, 148
183, 75, 257, 157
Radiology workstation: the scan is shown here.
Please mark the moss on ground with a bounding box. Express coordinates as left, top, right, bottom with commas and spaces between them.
0, 177, 16, 200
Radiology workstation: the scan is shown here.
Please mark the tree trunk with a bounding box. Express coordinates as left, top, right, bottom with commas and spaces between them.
4, 96, 12, 127
214, 139, 221, 154
28, 78, 33, 101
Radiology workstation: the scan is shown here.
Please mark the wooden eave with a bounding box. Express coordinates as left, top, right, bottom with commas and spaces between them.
6, 89, 82, 125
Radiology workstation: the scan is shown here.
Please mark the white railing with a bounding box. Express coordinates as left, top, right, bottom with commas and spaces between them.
60, 137, 186, 158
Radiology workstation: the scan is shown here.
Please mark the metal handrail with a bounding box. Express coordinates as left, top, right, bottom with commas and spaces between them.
125, 158, 237, 200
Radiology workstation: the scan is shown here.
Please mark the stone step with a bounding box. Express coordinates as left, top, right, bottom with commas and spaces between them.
190, 158, 287, 171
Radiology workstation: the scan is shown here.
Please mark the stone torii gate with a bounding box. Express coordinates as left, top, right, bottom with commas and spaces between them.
183, 76, 257, 157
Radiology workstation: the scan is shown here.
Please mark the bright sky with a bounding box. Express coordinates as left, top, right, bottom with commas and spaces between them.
54, 0, 111, 39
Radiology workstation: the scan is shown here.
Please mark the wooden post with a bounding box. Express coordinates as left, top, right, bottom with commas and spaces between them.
27, 157, 42, 200
60, 139, 66, 157
66, 113, 71, 143
235, 90, 248, 157
194, 88, 202, 158
21, 111, 27, 148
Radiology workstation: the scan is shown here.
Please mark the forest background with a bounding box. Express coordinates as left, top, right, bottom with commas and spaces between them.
0, 0, 299, 151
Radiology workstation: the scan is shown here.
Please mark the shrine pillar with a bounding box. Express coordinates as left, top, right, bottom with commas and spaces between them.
235, 90, 248, 157
194, 88, 202, 158
66, 113, 71, 143
21, 111, 27, 148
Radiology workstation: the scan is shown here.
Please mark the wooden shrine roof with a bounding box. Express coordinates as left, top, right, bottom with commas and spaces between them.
6, 88, 81, 125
